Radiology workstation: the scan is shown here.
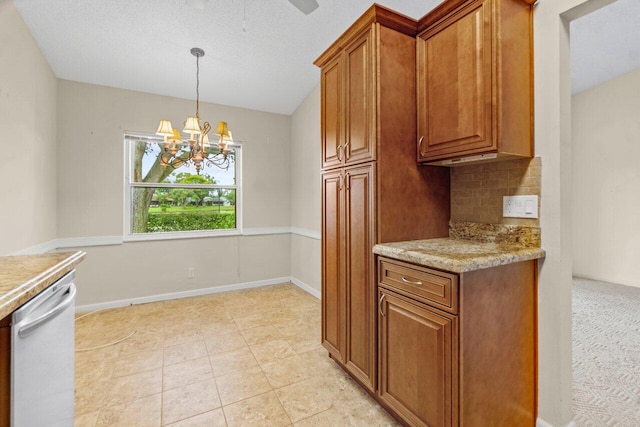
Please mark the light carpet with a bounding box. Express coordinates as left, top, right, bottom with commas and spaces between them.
572, 277, 640, 426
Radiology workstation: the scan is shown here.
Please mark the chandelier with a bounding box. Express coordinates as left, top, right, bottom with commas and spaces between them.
155, 47, 235, 174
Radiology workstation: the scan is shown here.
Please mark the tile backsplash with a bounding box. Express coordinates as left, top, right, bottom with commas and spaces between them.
450, 157, 541, 226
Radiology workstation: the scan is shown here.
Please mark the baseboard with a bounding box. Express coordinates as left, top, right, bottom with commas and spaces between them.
537, 418, 577, 427
572, 273, 640, 289
76, 275, 322, 313
290, 276, 321, 299
75, 276, 291, 313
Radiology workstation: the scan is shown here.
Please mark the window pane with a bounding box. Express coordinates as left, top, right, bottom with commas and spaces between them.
131, 139, 236, 185
130, 187, 237, 233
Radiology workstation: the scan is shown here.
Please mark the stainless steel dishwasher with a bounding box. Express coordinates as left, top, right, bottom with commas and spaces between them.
11, 270, 77, 427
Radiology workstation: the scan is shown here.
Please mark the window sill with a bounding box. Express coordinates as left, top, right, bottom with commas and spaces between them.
123, 228, 242, 242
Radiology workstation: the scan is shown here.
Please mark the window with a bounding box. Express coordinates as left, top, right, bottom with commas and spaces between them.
124, 133, 241, 240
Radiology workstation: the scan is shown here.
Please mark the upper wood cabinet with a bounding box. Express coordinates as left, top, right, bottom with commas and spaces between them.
343, 29, 376, 167
319, 29, 375, 170
416, 0, 534, 165
316, 5, 417, 170
320, 58, 343, 169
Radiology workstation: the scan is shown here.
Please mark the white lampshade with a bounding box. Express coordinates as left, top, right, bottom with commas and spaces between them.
156, 120, 174, 136
218, 130, 233, 151
184, 116, 201, 134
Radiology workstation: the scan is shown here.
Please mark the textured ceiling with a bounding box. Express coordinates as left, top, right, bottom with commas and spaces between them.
571, 0, 640, 94
12, 0, 440, 115
12, 0, 640, 114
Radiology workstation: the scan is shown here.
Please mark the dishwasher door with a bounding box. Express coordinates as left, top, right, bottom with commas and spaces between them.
11, 270, 76, 427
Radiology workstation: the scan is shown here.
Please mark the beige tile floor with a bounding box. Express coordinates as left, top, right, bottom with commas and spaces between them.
74, 283, 400, 427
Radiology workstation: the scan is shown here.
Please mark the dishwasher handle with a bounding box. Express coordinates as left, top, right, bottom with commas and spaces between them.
18, 284, 76, 338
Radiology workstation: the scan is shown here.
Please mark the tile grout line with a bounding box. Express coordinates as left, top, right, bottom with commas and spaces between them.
75, 285, 332, 426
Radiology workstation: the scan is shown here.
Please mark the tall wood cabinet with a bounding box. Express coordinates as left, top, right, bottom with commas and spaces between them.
316, 5, 450, 393
416, 0, 534, 164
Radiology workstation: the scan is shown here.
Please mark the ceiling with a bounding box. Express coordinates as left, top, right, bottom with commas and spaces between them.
12, 0, 640, 115
571, 0, 640, 94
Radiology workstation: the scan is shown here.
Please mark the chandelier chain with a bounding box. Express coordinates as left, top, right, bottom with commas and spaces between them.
195, 54, 200, 119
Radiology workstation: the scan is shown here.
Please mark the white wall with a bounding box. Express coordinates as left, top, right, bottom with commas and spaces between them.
57, 80, 292, 237
535, 0, 616, 425
0, 0, 58, 255
289, 84, 321, 294
572, 67, 640, 288
56, 80, 293, 305
72, 234, 291, 306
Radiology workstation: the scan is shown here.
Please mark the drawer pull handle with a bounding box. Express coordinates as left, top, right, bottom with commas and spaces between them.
401, 277, 423, 286
337, 144, 344, 161
344, 141, 350, 159
379, 294, 386, 317
418, 136, 425, 154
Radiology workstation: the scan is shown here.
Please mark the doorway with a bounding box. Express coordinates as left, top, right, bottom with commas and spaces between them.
569, 0, 640, 424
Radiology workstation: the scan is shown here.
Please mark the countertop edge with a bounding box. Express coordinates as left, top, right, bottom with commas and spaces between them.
373, 243, 546, 274
0, 251, 86, 320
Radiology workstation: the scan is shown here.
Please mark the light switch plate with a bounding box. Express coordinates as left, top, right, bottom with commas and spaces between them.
503, 195, 538, 218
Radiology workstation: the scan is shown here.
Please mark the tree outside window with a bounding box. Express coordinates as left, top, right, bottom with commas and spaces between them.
125, 134, 240, 238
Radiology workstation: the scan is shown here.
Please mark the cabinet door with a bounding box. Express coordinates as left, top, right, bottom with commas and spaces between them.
321, 170, 344, 360
344, 28, 376, 166
417, 0, 493, 161
321, 56, 343, 170
378, 288, 457, 427
0, 316, 10, 426
343, 164, 376, 390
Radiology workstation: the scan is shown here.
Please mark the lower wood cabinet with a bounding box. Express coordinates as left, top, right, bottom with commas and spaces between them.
375, 256, 537, 427
0, 315, 10, 426
321, 164, 376, 391
378, 288, 457, 427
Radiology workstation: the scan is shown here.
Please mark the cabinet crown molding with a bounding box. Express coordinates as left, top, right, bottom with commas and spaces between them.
314, 3, 417, 68
417, 0, 535, 33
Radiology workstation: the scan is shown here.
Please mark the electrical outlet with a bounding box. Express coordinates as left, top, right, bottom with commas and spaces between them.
504, 197, 516, 216
503, 195, 538, 218
187, 267, 196, 279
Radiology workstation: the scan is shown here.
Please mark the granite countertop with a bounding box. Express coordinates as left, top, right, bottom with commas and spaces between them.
373, 238, 545, 273
0, 251, 86, 320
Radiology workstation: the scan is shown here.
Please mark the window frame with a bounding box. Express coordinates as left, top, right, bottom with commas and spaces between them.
123, 132, 243, 242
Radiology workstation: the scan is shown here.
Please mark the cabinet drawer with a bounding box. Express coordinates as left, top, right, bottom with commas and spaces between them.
378, 258, 458, 313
